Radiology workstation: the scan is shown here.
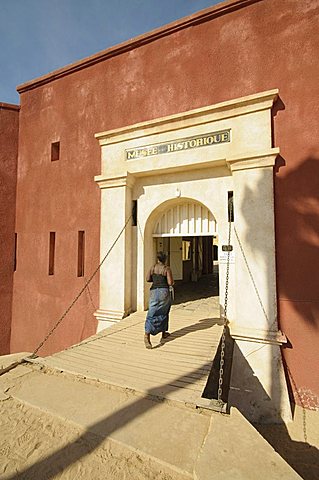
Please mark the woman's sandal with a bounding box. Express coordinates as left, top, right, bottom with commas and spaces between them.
144, 335, 152, 349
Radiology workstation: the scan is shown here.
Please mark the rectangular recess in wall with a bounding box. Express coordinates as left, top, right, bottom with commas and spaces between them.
49, 232, 56, 275
228, 191, 234, 222
77, 231, 85, 277
51, 141, 60, 161
14, 233, 17, 271
132, 200, 137, 226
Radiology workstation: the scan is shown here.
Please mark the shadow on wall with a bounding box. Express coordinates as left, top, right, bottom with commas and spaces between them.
239, 153, 319, 404
221, 153, 319, 478
276, 155, 319, 409
275, 155, 319, 327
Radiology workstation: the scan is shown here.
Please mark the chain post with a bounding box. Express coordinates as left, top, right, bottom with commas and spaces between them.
217, 197, 233, 407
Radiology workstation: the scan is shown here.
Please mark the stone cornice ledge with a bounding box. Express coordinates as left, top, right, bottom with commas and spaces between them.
0, 102, 20, 111
95, 90, 279, 146
227, 148, 280, 171
95, 174, 135, 189
230, 325, 287, 345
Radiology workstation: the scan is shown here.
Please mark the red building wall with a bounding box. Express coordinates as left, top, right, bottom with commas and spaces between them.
0, 103, 19, 354
10, 0, 319, 407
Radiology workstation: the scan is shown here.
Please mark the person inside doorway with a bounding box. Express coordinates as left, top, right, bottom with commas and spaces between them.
144, 251, 174, 349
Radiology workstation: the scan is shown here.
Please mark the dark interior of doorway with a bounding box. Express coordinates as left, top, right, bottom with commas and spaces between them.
172, 235, 219, 306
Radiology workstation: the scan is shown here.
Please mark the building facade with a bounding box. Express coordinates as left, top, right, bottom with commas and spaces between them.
0, 102, 19, 354
1, 0, 319, 412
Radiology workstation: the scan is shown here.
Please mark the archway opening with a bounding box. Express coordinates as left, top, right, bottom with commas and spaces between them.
150, 199, 219, 308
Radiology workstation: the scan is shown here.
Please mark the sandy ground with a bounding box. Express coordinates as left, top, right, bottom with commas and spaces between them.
0, 396, 185, 480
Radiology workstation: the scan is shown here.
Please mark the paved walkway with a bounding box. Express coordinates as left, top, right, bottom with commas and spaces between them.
35, 274, 223, 409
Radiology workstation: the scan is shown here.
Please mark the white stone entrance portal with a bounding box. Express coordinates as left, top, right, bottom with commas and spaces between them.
94, 90, 291, 423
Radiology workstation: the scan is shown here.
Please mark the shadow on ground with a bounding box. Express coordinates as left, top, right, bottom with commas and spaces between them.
2, 363, 212, 480
204, 330, 319, 480
255, 422, 319, 480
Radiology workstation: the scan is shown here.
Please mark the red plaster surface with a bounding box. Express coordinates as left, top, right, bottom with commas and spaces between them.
9, 0, 319, 406
279, 299, 319, 410
0, 104, 19, 354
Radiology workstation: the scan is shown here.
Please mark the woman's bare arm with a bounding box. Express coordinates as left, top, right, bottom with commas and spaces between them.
166, 267, 174, 286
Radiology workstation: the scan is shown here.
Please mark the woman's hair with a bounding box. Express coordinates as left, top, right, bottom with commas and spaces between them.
157, 251, 167, 263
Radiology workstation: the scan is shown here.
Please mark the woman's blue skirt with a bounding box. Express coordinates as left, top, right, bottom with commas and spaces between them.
145, 288, 171, 336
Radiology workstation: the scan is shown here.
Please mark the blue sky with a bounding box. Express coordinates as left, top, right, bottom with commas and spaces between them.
0, 0, 223, 104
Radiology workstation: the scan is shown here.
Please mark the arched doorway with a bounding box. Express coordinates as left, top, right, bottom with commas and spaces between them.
144, 198, 220, 309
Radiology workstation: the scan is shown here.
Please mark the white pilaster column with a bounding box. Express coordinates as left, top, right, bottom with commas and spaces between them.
227, 149, 291, 423
94, 175, 134, 331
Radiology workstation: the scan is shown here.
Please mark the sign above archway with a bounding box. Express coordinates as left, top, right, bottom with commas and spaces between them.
126, 129, 231, 160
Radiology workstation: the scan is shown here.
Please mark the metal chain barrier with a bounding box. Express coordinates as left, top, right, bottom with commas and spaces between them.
30, 215, 132, 357
217, 198, 233, 407
216, 202, 308, 446
233, 227, 277, 330
0, 215, 132, 376
84, 277, 97, 311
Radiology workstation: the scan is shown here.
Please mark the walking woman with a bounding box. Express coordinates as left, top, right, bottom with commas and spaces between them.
144, 252, 174, 349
